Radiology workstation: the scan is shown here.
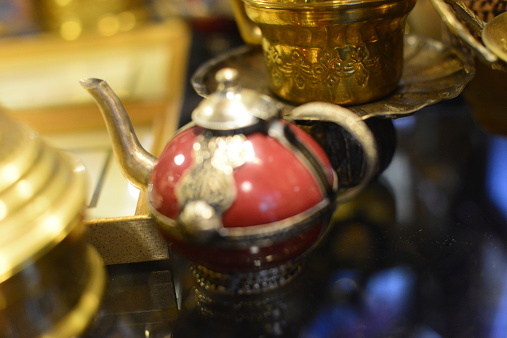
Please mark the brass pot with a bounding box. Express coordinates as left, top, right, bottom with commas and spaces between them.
0, 110, 105, 337
232, 0, 417, 105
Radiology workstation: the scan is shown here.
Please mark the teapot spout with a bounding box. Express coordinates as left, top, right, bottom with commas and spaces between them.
80, 78, 156, 190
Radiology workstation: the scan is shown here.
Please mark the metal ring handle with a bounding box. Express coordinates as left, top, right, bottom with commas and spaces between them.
286, 102, 379, 203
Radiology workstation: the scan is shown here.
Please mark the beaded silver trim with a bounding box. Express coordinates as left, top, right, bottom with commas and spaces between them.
191, 262, 302, 295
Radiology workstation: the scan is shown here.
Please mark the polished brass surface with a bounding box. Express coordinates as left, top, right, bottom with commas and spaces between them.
0, 111, 87, 282
463, 58, 507, 135
232, 0, 416, 105
430, 0, 507, 134
0, 110, 105, 336
36, 0, 150, 40
231, 0, 263, 44
482, 11, 507, 62
462, 0, 507, 22
431, 0, 507, 70
192, 35, 475, 120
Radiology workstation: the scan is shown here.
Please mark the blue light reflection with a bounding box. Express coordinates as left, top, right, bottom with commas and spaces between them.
302, 266, 415, 337
486, 135, 507, 221
482, 241, 507, 338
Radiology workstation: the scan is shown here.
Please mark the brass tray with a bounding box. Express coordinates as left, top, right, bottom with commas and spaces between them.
192, 34, 475, 120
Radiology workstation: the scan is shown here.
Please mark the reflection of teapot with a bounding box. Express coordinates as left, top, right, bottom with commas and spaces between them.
82, 68, 378, 293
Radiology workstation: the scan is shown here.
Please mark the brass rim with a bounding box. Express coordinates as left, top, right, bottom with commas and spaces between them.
41, 245, 106, 338
244, 0, 400, 10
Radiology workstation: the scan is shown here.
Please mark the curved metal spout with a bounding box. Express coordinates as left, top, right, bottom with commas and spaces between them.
80, 78, 156, 190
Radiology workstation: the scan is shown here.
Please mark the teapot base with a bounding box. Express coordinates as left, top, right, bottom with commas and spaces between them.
191, 261, 302, 295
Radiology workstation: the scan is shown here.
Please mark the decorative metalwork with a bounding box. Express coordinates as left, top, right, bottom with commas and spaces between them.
192, 34, 475, 120
464, 0, 507, 22
231, 0, 414, 105
266, 44, 380, 102
482, 11, 507, 63
431, 0, 507, 70
82, 68, 379, 283
191, 262, 302, 295
175, 134, 251, 236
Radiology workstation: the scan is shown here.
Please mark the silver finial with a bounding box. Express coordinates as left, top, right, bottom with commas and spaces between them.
191, 67, 277, 131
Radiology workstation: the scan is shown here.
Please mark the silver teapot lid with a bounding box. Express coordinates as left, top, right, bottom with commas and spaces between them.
191, 68, 279, 131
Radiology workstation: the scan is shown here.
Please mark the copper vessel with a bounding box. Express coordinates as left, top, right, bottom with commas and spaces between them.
0, 110, 105, 337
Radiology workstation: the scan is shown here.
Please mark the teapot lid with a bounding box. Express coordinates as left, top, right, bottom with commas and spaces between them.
191, 68, 279, 131
0, 111, 87, 282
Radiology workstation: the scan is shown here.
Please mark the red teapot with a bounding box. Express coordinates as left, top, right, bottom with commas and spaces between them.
81, 68, 377, 294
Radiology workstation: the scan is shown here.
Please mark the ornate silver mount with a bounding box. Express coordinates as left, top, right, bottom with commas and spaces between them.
170, 68, 335, 244
191, 67, 280, 130
176, 133, 251, 240
175, 68, 279, 241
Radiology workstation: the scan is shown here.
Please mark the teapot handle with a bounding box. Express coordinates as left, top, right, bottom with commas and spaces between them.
230, 0, 263, 45
286, 102, 379, 203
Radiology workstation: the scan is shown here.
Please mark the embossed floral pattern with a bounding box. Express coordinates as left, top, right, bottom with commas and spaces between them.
265, 44, 380, 101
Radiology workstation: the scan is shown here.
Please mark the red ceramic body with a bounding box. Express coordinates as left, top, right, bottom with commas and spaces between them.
148, 120, 335, 271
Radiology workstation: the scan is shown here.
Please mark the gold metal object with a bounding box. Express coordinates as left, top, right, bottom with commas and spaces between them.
231, 0, 262, 44
0, 110, 105, 336
431, 0, 507, 70
482, 11, 507, 63
462, 58, 507, 135
153, 0, 234, 19
461, 0, 507, 23
192, 34, 475, 120
36, 0, 150, 40
430, 0, 507, 134
231, 0, 416, 106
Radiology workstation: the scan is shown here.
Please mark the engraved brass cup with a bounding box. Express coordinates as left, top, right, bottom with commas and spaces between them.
232, 0, 416, 105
